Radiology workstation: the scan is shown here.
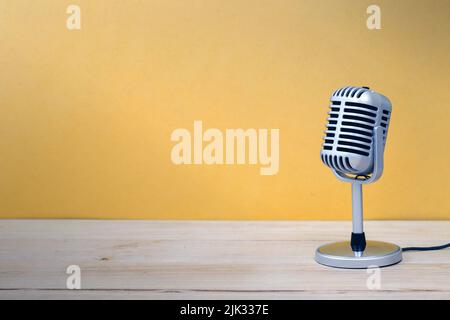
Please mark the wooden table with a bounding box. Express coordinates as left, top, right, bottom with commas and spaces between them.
0, 220, 448, 299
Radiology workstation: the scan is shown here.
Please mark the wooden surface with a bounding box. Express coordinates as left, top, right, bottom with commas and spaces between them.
0, 220, 449, 299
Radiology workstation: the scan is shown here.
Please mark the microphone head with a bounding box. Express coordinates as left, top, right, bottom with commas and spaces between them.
320, 86, 392, 175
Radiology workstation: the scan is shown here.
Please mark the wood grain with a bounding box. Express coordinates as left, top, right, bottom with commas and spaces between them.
0, 220, 449, 299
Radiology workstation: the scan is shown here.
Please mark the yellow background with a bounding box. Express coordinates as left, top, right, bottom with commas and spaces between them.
0, 0, 449, 219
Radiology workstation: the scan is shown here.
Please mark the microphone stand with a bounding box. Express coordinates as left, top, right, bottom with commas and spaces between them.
315, 127, 403, 268
351, 183, 364, 256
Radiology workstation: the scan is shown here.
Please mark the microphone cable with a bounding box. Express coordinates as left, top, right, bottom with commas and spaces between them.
402, 242, 450, 252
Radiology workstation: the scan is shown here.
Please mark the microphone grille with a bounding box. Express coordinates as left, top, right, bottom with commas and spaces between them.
332, 86, 370, 99
321, 86, 392, 174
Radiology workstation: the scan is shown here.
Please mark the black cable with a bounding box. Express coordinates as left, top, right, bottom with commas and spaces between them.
402, 243, 450, 252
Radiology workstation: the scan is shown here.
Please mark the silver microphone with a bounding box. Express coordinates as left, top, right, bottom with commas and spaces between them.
320, 86, 392, 176
315, 86, 402, 269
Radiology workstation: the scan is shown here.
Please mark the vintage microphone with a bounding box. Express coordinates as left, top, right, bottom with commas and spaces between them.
315, 86, 402, 268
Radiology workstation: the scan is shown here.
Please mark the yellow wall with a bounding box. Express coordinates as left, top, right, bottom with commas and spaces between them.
0, 0, 449, 219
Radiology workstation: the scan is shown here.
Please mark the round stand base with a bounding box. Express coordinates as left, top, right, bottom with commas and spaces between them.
315, 240, 402, 269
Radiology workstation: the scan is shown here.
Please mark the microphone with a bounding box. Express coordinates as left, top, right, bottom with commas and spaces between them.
315, 86, 402, 269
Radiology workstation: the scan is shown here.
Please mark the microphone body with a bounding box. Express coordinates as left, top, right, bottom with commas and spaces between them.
320, 86, 392, 175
